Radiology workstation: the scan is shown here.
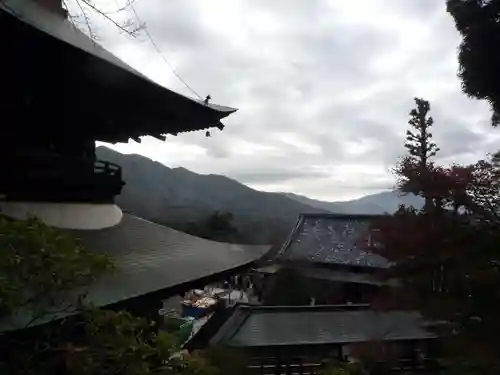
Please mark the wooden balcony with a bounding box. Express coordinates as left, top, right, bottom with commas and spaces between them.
0, 155, 125, 203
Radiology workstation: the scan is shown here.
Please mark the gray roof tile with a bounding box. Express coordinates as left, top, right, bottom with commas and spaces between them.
277, 214, 389, 268
73, 214, 270, 307
213, 306, 435, 347
0, 214, 269, 332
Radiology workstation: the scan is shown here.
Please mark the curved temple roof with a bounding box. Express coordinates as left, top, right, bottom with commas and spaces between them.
0, 214, 270, 332
2, 0, 237, 142
73, 215, 270, 307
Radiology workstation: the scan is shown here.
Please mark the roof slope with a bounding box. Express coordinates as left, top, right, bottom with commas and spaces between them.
0, 214, 270, 332
254, 264, 390, 286
277, 214, 389, 268
73, 214, 270, 306
212, 305, 435, 347
2, 0, 237, 141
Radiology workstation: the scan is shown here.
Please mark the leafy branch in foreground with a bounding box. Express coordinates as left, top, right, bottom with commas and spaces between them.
0, 216, 112, 326
0, 217, 245, 375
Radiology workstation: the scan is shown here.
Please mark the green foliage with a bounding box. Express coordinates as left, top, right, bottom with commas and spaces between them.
0, 216, 240, 375
169, 211, 241, 243
404, 98, 439, 165
61, 310, 176, 375
60, 309, 225, 375
447, 0, 500, 126
396, 98, 439, 210
0, 216, 112, 325
372, 99, 500, 374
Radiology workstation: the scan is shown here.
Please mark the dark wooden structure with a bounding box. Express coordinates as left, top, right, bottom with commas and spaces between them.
259, 214, 392, 305
186, 304, 439, 375
1, 0, 237, 204
0, 0, 270, 334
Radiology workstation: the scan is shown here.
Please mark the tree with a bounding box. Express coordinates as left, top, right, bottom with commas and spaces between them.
204, 212, 239, 241
447, 0, 500, 126
396, 98, 439, 210
0, 216, 112, 327
0, 216, 242, 375
169, 212, 241, 243
370, 100, 500, 374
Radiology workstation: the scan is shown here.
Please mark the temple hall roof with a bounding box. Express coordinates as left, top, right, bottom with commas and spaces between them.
0, 214, 270, 332
3, 0, 237, 142
209, 305, 435, 347
276, 214, 389, 269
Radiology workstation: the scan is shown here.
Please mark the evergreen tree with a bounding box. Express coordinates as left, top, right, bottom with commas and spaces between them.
447, 0, 500, 126
371, 100, 500, 374
396, 98, 439, 210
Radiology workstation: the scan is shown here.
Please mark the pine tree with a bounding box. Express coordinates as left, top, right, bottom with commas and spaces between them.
396, 98, 439, 211
370, 99, 500, 374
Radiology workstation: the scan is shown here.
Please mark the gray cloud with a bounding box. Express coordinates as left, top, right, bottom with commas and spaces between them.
84, 0, 497, 201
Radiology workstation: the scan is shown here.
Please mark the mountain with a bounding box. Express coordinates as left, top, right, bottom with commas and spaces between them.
283, 191, 424, 215
96, 146, 327, 244
97, 146, 423, 244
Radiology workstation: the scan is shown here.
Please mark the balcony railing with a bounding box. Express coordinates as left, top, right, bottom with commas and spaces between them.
1, 154, 125, 203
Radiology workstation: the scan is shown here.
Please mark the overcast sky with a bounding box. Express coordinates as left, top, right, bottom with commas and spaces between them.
86, 0, 500, 201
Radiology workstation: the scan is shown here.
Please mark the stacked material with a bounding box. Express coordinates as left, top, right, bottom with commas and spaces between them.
182, 295, 218, 318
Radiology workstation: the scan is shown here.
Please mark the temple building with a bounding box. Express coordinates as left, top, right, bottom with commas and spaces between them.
257, 214, 394, 305
186, 304, 439, 374
1, 0, 271, 332
183, 214, 442, 373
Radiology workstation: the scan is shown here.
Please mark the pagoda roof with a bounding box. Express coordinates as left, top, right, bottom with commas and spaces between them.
276, 213, 390, 269
208, 305, 435, 348
2, 0, 237, 142
0, 214, 270, 332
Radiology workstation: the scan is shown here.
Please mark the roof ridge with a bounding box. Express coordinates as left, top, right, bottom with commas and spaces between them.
276, 215, 304, 257
299, 213, 388, 219
239, 304, 372, 313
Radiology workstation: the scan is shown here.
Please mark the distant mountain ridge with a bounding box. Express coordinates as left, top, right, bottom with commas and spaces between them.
282, 191, 423, 215
97, 146, 327, 244
97, 146, 423, 244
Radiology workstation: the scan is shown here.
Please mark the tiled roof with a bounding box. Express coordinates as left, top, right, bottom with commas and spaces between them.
72, 214, 270, 306
255, 264, 390, 286
297, 267, 391, 286
2, 0, 237, 141
277, 214, 389, 269
211, 305, 435, 347
0, 214, 270, 332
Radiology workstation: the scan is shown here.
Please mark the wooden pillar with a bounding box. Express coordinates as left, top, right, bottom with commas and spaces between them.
275, 348, 281, 375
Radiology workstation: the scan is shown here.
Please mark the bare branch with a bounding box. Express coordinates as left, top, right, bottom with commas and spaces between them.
107, 0, 138, 14
74, 0, 96, 41
76, 0, 140, 37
